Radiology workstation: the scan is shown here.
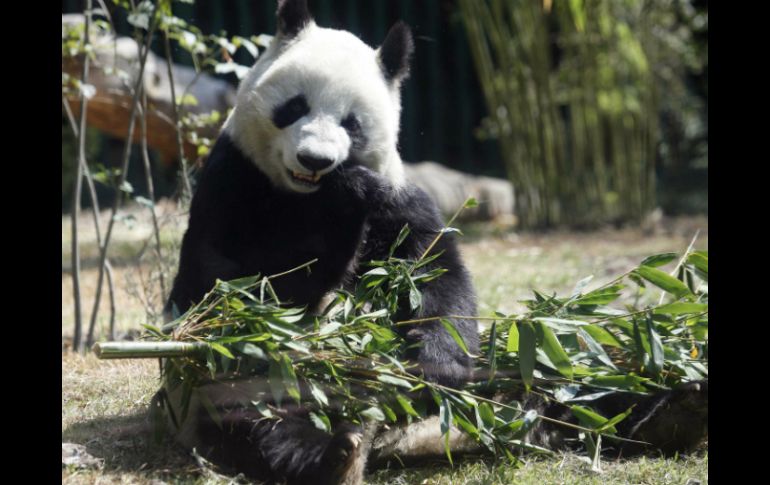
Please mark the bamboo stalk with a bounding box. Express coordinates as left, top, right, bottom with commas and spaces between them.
92, 341, 207, 359
459, 0, 658, 229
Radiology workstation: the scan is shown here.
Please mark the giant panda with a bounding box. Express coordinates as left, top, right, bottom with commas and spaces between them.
162, 1, 707, 483
163, 0, 478, 483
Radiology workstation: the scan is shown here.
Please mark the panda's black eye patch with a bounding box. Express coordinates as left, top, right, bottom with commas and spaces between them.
342, 113, 367, 150
272, 95, 310, 129
341, 113, 361, 134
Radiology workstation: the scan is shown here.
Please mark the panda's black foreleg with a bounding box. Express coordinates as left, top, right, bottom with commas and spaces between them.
516, 379, 709, 457
594, 379, 709, 457
356, 178, 480, 388
196, 406, 368, 485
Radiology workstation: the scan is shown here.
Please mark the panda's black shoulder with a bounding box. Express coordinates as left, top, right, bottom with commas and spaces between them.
185, 133, 275, 224
189, 133, 272, 214
370, 181, 442, 225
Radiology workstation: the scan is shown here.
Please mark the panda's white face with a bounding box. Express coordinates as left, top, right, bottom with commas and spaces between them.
224, 22, 408, 194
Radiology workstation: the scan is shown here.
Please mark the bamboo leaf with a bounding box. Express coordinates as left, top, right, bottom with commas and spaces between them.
396, 394, 420, 418
440, 319, 470, 355
538, 323, 573, 379
634, 266, 692, 299
571, 405, 612, 432
519, 321, 536, 390
309, 381, 329, 407
479, 402, 496, 428
654, 302, 707, 315
376, 373, 413, 389
209, 342, 235, 359
640, 253, 678, 267
488, 321, 498, 381
360, 406, 386, 422
507, 320, 519, 352
645, 313, 664, 377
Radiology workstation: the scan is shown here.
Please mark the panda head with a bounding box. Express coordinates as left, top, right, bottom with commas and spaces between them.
223, 0, 414, 194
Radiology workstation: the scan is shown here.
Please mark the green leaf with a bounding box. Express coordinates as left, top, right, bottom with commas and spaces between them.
464, 197, 478, 208
309, 411, 331, 432
360, 406, 386, 421
687, 251, 708, 277
640, 253, 678, 267
279, 354, 301, 403
582, 325, 622, 348
577, 329, 616, 369
588, 374, 649, 391
575, 286, 624, 305
645, 313, 664, 377
506, 320, 519, 352
488, 321, 497, 381
205, 348, 216, 378
408, 279, 422, 311
570, 275, 594, 299
376, 373, 413, 389
654, 302, 707, 315
597, 406, 634, 434
478, 402, 496, 428
538, 323, 573, 380
534, 317, 588, 332
319, 321, 342, 336
634, 266, 692, 299
440, 319, 470, 355
519, 321, 536, 390
380, 403, 398, 422
571, 405, 613, 432
251, 400, 273, 418
396, 394, 420, 418
389, 224, 410, 257
309, 381, 329, 407
453, 410, 480, 439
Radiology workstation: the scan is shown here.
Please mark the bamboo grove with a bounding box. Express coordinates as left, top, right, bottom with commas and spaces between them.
459, 0, 668, 229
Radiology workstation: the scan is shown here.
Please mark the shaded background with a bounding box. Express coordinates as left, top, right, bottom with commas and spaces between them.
62, 0, 707, 222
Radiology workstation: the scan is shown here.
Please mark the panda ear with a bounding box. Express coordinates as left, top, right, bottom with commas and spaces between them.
276, 0, 313, 38
377, 21, 414, 84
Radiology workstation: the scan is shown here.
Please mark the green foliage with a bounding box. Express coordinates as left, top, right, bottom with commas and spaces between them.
150, 215, 707, 465
458, 0, 706, 228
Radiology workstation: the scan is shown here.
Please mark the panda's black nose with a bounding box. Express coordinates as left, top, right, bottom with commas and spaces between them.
297, 154, 334, 172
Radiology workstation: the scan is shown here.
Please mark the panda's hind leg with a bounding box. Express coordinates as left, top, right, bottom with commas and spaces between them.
196, 407, 368, 485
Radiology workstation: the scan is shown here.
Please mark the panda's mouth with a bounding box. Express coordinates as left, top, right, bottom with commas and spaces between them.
288, 169, 322, 187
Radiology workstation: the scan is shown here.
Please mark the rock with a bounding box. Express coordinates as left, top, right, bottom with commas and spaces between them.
62, 442, 103, 469
404, 161, 515, 224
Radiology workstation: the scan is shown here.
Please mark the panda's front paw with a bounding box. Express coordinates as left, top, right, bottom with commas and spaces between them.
321, 426, 367, 485
325, 163, 392, 206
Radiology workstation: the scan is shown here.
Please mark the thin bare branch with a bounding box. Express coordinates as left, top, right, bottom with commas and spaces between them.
70, 0, 92, 352
163, 27, 193, 202
139, 89, 166, 300
86, 2, 160, 348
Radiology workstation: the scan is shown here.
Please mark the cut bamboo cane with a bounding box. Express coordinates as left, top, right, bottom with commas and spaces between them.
92, 341, 206, 359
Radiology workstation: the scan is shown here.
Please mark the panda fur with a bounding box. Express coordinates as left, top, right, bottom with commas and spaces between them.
162, 1, 707, 483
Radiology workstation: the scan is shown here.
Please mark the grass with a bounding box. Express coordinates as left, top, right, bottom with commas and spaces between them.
62, 202, 708, 484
